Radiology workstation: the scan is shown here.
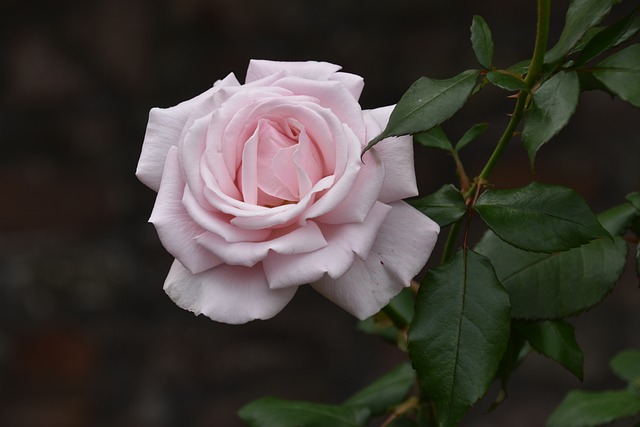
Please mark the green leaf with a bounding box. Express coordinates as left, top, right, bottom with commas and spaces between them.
364, 70, 480, 152
490, 330, 530, 411
413, 126, 454, 152
486, 70, 529, 91
545, 0, 619, 64
475, 230, 627, 319
570, 26, 607, 56
455, 122, 489, 151
471, 15, 494, 69
409, 184, 467, 227
547, 390, 640, 427
522, 71, 580, 167
514, 320, 584, 380
408, 250, 511, 427
610, 350, 640, 386
597, 201, 640, 235
344, 363, 415, 415
474, 182, 608, 253
507, 60, 530, 75
574, 9, 640, 66
238, 397, 371, 427
628, 192, 640, 212
594, 44, 640, 107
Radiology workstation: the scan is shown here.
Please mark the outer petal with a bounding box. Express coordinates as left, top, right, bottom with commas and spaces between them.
263, 201, 392, 289
364, 106, 419, 202
331, 71, 364, 100
312, 201, 439, 319
164, 260, 297, 324
245, 60, 342, 83
137, 73, 240, 191
196, 221, 328, 267
149, 147, 224, 274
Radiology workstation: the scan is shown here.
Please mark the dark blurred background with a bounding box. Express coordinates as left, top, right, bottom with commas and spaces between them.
1, 0, 639, 426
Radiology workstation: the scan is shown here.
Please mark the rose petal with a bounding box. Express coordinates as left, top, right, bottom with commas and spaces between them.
263, 201, 392, 289
363, 106, 419, 202
182, 186, 270, 243
311, 201, 439, 319
313, 147, 384, 224
245, 60, 342, 83
164, 260, 297, 324
240, 125, 260, 205
300, 125, 363, 221
292, 129, 322, 197
331, 71, 365, 100
137, 73, 240, 191
273, 77, 366, 141
256, 119, 299, 202
196, 221, 328, 267
149, 147, 224, 274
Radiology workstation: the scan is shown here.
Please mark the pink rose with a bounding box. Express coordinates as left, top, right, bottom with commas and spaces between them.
136, 60, 439, 324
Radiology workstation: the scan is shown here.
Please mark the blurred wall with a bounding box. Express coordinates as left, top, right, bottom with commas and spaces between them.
1, 0, 639, 426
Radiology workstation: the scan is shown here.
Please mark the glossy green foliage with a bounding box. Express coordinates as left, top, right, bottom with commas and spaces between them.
594, 44, 640, 107
514, 320, 584, 379
471, 15, 494, 69
547, 390, 640, 427
522, 71, 580, 167
455, 123, 488, 151
408, 250, 510, 427
610, 350, 640, 385
410, 185, 467, 227
475, 230, 627, 319
474, 182, 607, 253
364, 70, 480, 152
486, 70, 528, 91
413, 126, 454, 151
344, 363, 416, 416
574, 8, 640, 66
545, 0, 619, 64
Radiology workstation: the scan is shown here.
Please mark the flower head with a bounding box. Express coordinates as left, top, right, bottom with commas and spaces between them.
137, 60, 439, 324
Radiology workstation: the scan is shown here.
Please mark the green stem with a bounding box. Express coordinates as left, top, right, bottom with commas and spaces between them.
474, 0, 550, 188
524, 0, 551, 88
382, 304, 409, 330
440, 0, 551, 264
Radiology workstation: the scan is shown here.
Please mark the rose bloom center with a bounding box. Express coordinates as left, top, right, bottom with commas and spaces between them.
240, 117, 325, 208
